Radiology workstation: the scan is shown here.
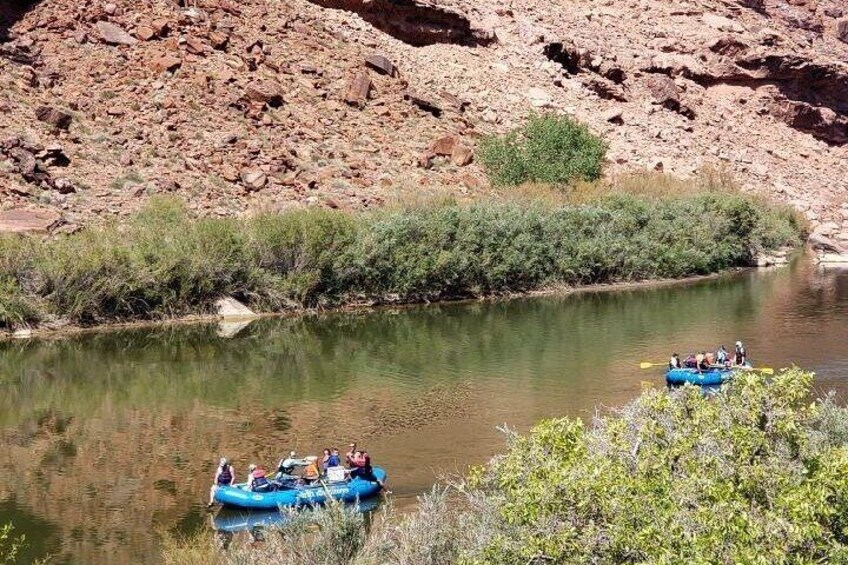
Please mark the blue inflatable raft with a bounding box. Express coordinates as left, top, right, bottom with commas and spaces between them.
666, 364, 751, 386
213, 467, 386, 510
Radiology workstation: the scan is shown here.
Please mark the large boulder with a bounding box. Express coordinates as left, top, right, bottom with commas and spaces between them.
95, 21, 138, 46
0, 209, 61, 233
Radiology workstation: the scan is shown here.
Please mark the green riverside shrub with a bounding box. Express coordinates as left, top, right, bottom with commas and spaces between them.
478, 113, 608, 186
0, 194, 802, 329
466, 369, 848, 564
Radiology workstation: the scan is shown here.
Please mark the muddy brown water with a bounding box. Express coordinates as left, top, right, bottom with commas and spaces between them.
1, 261, 848, 564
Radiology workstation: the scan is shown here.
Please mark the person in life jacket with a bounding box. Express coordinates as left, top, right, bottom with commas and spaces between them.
302, 456, 321, 485
669, 353, 680, 370
695, 352, 708, 373
734, 341, 747, 366
207, 457, 235, 508
246, 464, 272, 492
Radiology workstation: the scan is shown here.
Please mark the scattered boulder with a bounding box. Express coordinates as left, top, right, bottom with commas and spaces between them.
239, 168, 267, 190
365, 54, 396, 76
429, 135, 458, 156
150, 54, 182, 74
214, 296, 259, 320
451, 145, 473, 166
135, 26, 157, 42
837, 19, 848, 44
185, 36, 206, 55
244, 81, 284, 107
35, 106, 72, 130
405, 90, 442, 117
603, 108, 624, 124
344, 72, 371, 108
95, 21, 138, 46
209, 32, 230, 50
0, 209, 61, 233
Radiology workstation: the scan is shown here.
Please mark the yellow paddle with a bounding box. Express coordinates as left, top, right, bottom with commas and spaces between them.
736, 366, 775, 375
639, 362, 666, 369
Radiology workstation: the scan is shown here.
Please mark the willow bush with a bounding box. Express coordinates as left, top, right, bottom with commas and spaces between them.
0, 194, 802, 329
467, 369, 848, 563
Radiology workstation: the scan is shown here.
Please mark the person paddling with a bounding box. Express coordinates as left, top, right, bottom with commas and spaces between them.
276, 451, 306, 480
208, 457, 235, 508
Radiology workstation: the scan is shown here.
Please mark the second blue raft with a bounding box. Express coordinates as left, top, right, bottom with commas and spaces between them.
214, 467, 386, 510
665, 365, 751, 386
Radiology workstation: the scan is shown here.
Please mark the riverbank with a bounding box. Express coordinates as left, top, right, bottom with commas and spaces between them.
0, 193, 803, 337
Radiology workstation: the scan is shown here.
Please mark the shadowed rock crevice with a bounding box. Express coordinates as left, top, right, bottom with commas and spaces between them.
0, 0, 39, 41
306, 0, 493, 46
648, 53, 848, 145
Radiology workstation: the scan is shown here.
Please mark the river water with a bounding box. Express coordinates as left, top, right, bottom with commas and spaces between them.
1, 261, 847, 563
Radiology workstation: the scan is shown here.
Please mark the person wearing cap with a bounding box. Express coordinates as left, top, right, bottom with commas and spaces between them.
246, 463, 271, 492
734, 341, 747, 366
208, 457, 235, 508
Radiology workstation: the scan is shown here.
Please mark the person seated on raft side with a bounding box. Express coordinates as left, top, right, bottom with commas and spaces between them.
733, 340, 747, 366
669, 353, 681, 370
207, 457, 235, 508
246, 464, 272, 493
695, 352, 709, 373
329, 448, 341, 469
348, 449, 385, 488
301, 456, 321, 485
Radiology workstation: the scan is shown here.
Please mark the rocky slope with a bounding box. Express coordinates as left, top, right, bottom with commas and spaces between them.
1, 0, 847, 242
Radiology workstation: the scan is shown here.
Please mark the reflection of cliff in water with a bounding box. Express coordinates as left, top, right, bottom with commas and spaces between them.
2, 265, 846, 563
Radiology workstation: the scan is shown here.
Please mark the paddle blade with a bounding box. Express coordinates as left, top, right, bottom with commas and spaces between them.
640, 362, 661, 369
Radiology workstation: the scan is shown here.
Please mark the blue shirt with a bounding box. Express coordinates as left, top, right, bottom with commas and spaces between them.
327, 454, 341, 467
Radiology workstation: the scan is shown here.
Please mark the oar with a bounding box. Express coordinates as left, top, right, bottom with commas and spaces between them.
734, 366, 774, 375
640, 361, 774, 375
